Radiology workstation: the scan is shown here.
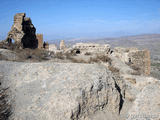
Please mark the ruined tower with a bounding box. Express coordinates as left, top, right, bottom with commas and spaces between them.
6, 13, 38, 49
60, 40, 66, 50
36, 34, 43, 49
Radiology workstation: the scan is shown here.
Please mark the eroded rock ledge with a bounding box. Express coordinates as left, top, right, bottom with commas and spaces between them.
0, 61, 124, 120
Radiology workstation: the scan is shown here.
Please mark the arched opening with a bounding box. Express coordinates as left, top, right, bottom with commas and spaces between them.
76, 49, 81, 54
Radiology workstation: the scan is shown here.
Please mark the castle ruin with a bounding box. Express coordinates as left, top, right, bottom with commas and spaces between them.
72, 43, 111, 55
113, 47, 151, 75
3, 13, 50, 50
36, 34, 43, 49
6, 13, 38, 49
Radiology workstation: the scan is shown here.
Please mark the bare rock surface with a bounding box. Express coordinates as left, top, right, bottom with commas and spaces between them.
127, 80, 160, 120
0, 61, 123, 120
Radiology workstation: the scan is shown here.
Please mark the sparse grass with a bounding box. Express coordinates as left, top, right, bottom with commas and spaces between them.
128, 97, 135, 102
54, 52, 65, 60
126, 78, 136, 84
130, 71, 141, 76
84, 52, 92, 56
69, 54, 112, 64
130, 64, 140, 71
151, 63, 160, 67
128, 64, 142, 75
89, 54, 112, 63
69, 58, 88, 63
14, 48, 50, 62
108, 66, 120, 73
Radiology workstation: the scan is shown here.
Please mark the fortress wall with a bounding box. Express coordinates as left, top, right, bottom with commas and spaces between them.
36, 34, 43, 49
129, 50, 151, 75
113, 47, 151, 75
73, 43, 110, 54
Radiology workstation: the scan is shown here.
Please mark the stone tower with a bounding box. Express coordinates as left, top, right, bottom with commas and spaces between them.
60, 40, 66, 50
36, 34, 43, 49
6, 13, 38, 49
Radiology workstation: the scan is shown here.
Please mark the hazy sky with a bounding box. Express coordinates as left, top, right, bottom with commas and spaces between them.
0, 0, 160, 40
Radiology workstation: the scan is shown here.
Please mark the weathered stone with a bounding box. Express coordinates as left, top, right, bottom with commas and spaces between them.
127, 81, 160, 120
49, 44, 57, 51
6, 13, 38, 49
60, 40, 66, 50
72, 43, 110, 55
36, 34, 43, 49
112, 47, 151, 75
0, 61, 123, 120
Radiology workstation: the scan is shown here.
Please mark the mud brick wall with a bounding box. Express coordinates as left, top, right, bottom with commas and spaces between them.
36, 34, 43, 49
129, 50, 151, 75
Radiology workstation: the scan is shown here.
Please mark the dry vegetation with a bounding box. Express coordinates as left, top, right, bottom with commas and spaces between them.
15, 49, 50, 62
129, 64, 141, 75
0, 42, 51, 62
125, 62, 141, 75
53, 51, 112, 64
108, 65, 120, 73
0, 77, 11, 120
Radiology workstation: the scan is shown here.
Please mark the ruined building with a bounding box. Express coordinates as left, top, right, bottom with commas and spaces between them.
60, 40, 66, 50
36, 34, 43, 49
36, 34, 49, 50
5, 13, 38, 49
72, 43, 111, 55
113, 47, 151, 75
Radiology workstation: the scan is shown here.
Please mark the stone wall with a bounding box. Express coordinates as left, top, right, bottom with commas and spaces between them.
113, 47, 151, 75
72, 43, 110, 55
6, 13, 38, 49
128, 50, 151, 75
36, 34, 43, 49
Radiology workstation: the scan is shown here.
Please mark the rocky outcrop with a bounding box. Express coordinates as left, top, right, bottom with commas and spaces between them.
112, 47, 151, 75
0, 61, 125, 120
127, 80, 160, 120
6, 13, 38, 49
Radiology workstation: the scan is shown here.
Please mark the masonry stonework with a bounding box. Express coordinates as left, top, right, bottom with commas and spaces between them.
128, 50, 151, 75
113, 47, 151, 75
36, 34, 43, 49
72, 43, 110, 55
6, 13, 38, 49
